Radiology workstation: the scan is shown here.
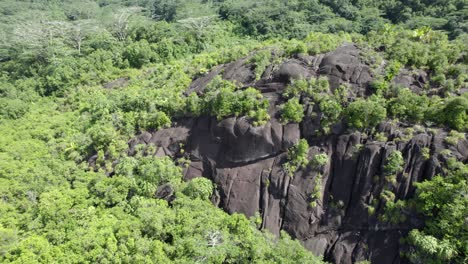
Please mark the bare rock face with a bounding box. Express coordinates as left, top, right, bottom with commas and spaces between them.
393, 69, 428, 94
102, 77, 130, 89
155, 183, 175, 202
212, 116, 283, 164
130, 117, 466, 264
319, 44, 373, 94
125, 45, 467, 264
275, 60, 312, 82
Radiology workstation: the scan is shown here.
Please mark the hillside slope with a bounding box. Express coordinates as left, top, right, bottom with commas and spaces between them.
0, 1, 467, 263
122, 44, 467, 263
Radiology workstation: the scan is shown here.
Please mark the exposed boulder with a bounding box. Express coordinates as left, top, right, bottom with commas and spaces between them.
274, 59, 312, 82
319, 44, 373, 94
222, 57, 256, 85
102, 76, 130, 89
393, 69, 428, 93
155, 183, 175, 202
186, 53, 257, 95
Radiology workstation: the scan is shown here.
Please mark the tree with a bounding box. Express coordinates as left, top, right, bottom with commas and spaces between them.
65, 20, 98, 54
383, 150, 404, 176
319, 96, 343, 132
280, 98, 305, 124
0, 226, 16, 257
346, 96, 387, 129
115, 156, 183, 197
122, 39, 156, 68
437, 94, 468, 131
202, 80, 270, 125
387, 88, 430, 123
183, 177, 213, 200
407, 159, 467, 264
311, 153, 329, 169
111, 7, 141, 41
63, 0, 99, 21
152, 0, 178, 22
0, 98, 29, 119
283, 139, 309, 176
137, 110, 171, 130
178, 16, 215, 51
8, 20, 68, 63
92, 176, 132, 207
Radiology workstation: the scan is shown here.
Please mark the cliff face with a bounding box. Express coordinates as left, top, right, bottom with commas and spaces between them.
126, 44, 468, 263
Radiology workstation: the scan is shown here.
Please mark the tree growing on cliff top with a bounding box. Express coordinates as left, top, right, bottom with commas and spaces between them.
346, 96, 387, 130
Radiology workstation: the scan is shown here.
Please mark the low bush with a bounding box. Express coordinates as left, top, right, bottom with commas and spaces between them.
346, 96, 387, 130
183, 177, 213, 200
279, 98, 304, 124
383, 150, 404, 176
311, 153, 329, 169
283, 139, 309, 176
250, 49, 272, 80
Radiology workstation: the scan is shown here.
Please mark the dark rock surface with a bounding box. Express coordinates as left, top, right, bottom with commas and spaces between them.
155, 183, 175, 202
124, 45, 467, 264
319, 44, 373, 94
275, 60, 312, 82
393, 69, 428, 94
102, 77, 130, 89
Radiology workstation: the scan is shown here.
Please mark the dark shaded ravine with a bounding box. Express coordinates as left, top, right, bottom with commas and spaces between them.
110, 44, 467, 263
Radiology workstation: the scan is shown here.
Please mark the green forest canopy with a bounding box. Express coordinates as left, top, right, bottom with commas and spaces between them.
0, 0, 467, 263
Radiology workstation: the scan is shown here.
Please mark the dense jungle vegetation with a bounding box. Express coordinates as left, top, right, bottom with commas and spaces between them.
0, 0, 466, 263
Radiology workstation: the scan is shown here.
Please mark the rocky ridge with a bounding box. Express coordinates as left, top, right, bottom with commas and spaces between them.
125, 44, 467, 263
